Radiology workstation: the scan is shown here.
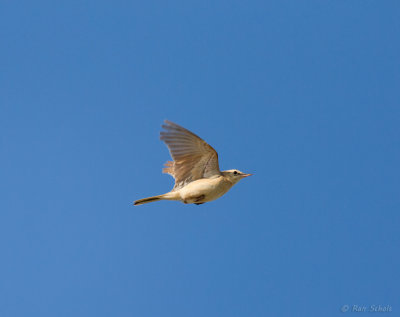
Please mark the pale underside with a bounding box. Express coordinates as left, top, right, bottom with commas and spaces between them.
160, 120, 221, 191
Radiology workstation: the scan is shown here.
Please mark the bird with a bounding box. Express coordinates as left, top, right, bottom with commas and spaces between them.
133, 120, 252, 206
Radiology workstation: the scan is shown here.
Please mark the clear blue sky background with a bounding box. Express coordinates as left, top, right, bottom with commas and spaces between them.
1, 1, 399, 316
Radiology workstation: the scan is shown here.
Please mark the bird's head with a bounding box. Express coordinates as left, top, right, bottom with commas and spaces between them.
222, 169, 253, 184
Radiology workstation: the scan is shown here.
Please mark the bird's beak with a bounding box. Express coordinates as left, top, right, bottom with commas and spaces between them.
241, 173, 253, 177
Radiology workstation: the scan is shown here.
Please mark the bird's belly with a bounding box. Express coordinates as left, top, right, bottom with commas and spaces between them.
179, 177, 232, 203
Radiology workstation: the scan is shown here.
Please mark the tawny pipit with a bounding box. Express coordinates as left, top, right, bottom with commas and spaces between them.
134, 120, 252, 206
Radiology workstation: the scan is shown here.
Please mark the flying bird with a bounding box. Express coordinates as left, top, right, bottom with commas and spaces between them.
134, 120, 252, 206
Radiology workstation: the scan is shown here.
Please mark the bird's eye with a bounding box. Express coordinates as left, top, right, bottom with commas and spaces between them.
233, 171, 238, 175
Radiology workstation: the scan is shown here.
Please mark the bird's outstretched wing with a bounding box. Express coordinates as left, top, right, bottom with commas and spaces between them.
160, 120, 221, 190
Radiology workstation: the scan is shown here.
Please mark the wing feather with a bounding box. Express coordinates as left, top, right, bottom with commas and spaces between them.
160, 120, 221, 190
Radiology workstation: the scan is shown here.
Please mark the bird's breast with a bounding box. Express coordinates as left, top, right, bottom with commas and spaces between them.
178, 176, 234, 203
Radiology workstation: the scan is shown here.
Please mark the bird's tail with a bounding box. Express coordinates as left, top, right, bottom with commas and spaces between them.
134, 195, 163, 206
134, 192, 178, 206
133, 191, 181, 206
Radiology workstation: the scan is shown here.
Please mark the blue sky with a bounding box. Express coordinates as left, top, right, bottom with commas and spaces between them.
1, 1, 399, 316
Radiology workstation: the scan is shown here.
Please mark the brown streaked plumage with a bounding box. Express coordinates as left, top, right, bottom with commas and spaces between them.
134, 120, 252, 206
